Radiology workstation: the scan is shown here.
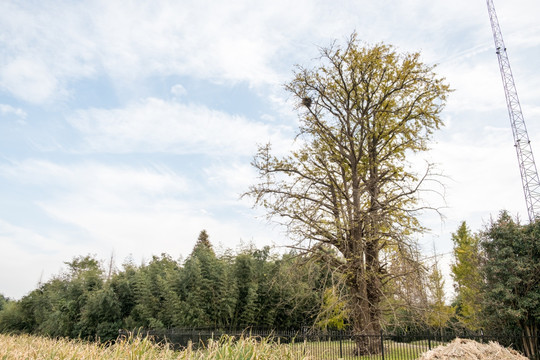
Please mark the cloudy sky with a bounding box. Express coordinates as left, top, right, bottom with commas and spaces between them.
1, 0, 540, 300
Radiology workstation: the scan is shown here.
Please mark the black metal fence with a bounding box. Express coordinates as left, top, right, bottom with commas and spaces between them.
118, 327, 539, 360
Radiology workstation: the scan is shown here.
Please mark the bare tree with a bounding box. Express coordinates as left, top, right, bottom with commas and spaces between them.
245, 34, 450, 355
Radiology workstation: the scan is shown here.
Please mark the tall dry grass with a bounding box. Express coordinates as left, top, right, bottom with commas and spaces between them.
0, 332, 310, 360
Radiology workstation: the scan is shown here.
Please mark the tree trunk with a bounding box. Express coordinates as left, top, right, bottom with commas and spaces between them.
520, 322, 538, 360
347, 260, 382, 356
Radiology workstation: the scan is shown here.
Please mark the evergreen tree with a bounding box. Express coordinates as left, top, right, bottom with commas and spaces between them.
0, 294, 7, 311
425, 256, 454, 333
109, 260, 137, 327
193, 230, 213, 254
0, 301, 26, 333
180, 231, 236, 328
482, 212, 539, 358
130, 254, 181, 329
233, 253, 259, 327
35, 278, 73, 337
178, 255, 208, 327
252, 248, 282, 327
450, 221, 483, 330
78, 284, 122, 340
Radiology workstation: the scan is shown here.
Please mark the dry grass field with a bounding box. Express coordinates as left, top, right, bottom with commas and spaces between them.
0, 332, 308, 360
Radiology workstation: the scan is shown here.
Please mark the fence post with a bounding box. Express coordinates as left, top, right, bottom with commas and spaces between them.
380, 330, 385, 360
339, 331, 343, 358
428, 331, 432, 350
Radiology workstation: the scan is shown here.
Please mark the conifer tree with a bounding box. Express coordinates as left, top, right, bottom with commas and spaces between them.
233, 253, 259, 327
450, 221, 483, 329
193, 230, 213, 254
426, 255, 453, 334
0, 294, 7, 311
180, 230, 235, 327
482, 212, 540, 358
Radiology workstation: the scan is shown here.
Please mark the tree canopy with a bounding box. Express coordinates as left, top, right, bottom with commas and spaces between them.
246, 33, 450, 354
0, 233, 328, 341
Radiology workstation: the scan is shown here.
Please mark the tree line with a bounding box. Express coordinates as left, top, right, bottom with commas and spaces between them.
449, 212, 539, 358
0, 228, 459, 341
0, 231, 329, 341
0, 229, 445, 341
0, 216, 538, 355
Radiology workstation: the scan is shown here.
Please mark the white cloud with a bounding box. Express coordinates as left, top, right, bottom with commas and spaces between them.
0, 219, 77, 299
67, 98, 293, 156
0, 1, 96, 104
0, 0, 310, 101
0, 159, 190, 203
1, 0, 537, 108
0, 158, 285, 299
204, 161, 258, 202
492, 0, 540, 47
418, 126, 527, 243
0, 103, 27, 119
0, 210, 271, 299
443, 61, 505, 113
0, 58, 61, 104
171, 84, 187, 97
0, 159, 198, 259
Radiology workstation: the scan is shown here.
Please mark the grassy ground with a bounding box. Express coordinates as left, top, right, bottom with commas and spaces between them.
0, 333, 307, 360
0, 332, 444, 359
288, 339, 444, 359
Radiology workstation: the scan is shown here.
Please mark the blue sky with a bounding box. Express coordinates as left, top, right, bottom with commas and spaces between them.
1, 0, 540, 300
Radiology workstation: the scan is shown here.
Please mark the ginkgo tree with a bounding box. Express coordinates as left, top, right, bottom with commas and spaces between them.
246, 33, 450, 355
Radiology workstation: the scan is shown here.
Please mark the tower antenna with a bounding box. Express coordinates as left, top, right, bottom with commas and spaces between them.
486, 0, 540, 222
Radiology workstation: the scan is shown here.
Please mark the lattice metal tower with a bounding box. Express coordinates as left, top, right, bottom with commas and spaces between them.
486, 0, 540, 222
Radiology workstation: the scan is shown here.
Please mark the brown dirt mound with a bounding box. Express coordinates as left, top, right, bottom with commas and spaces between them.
418, 338, 528, 360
